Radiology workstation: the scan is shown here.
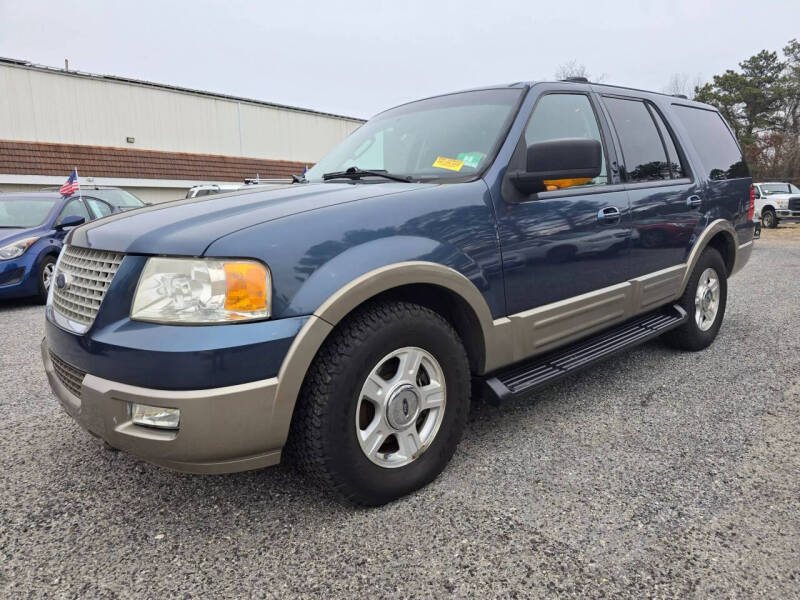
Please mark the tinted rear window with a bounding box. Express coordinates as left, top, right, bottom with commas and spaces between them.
672, 105, 748, 180
603, 97, 671, 182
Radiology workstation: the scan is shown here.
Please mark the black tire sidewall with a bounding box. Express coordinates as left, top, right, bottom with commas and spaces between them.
681, 248, 727, 348
37, 255, 57, 303
762, 210, 776, 228
323, 310, 469, 503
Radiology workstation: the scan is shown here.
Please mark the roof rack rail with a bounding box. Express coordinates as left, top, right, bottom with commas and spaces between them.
671, 94, 689, 99
243, 177, 292, 185
562, 76, 590, 83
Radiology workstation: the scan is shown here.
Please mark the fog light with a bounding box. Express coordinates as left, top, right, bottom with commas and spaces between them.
131, 403, 180, 429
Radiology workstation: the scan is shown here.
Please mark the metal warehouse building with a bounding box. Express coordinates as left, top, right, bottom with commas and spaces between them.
0, 58, 364, 203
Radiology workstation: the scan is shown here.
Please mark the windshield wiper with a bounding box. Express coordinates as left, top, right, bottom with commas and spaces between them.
322, 167, 412, 183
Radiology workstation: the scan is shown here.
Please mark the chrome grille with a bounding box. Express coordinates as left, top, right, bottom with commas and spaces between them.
49, 351, 86, 398
52, 246, 124, 328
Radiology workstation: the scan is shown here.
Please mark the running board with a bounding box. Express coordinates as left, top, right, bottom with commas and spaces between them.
484, 305, 687, 402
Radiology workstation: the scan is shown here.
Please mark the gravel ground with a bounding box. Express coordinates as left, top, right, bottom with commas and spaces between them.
1, 238, 799, 599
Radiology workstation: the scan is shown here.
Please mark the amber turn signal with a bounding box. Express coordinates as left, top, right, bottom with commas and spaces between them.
224, 262, 269, 312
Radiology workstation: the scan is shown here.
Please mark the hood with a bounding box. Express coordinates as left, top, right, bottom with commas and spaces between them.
0, 227, 39, 246
70, 182, 428, 255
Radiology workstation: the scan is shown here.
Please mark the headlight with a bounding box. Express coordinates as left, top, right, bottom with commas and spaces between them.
131, 257, 271, 323
0, 236, 39, 260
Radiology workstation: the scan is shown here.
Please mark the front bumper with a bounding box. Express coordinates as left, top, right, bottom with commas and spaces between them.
775, 210, 800, 221
0, 258, 37, 299
43, 339, 282, 474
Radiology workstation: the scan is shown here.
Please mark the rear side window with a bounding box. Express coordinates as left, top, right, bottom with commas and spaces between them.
648, 106, 685, 179
672, 105, 748, 180
85, 198, 113, 218
603, 97, 671, 182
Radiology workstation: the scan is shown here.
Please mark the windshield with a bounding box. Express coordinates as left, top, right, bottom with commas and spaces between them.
0, 197, 58, 228
305, 88, 524, 182
761, 183, 792, 195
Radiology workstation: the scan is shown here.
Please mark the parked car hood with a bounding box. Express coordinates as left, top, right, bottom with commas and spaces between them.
0, 227, 39, 246
69, 182, 428, 255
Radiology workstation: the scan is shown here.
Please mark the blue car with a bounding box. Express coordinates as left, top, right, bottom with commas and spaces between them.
0, 192, 119, 302
42, 80, 756, 505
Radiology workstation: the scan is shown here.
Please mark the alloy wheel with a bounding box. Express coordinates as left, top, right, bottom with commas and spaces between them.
694, 267, 720, 331
356, 346, 446, 468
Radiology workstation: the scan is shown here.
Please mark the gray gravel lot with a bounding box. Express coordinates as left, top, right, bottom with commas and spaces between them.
1, 237, 799, 599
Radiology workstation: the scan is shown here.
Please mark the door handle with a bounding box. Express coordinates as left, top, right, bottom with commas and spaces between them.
597, 206, 621, 223
686, 195, 702, 209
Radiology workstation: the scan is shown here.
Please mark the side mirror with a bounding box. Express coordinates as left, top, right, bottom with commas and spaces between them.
510, 138, 602, 194
55, 215, 86, 230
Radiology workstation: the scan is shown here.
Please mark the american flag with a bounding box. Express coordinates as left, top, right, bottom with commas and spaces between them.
59, 169, 80, 196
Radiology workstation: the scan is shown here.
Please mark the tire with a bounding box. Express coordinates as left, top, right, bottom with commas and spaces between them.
761, 209, 777, 229
37, 255, 57, 304
288, 300, 471, 506
662, 247, 727, 351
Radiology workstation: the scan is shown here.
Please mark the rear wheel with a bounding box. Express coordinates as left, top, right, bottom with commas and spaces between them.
761, 209, 777, 229
37, 255, 57, 304
662, 247, 727, 351
288, 300, 470, 506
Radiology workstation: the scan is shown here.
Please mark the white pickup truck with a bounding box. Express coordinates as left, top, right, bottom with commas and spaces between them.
754, 182, 800, 228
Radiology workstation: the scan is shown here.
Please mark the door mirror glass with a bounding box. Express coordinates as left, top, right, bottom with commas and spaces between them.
511, 138, 602, 194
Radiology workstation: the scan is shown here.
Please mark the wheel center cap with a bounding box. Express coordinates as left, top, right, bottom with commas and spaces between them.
703, 290, 712, 309
386, 384, 420, 430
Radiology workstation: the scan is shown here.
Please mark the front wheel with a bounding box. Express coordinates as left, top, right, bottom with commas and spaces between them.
288, 300, 470, 506
662, 247, 727, 351
761, 209, 777, 229
37, 255, 57, 304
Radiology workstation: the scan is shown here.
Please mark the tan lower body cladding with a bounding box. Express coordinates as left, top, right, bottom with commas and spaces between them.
490, 264, 686, 364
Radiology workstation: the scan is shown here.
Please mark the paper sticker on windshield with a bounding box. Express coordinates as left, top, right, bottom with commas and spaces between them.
432, 156, 464, 172
457, 152, 486, 169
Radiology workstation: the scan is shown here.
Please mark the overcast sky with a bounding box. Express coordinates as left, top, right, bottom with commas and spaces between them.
2, 0, 799, 119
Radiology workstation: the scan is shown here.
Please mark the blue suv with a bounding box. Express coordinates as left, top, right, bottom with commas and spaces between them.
42, 81, 756, 505
0, 192, 121, 302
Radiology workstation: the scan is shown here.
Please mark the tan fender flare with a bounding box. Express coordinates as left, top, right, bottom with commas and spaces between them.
267, 261, 505, 449
678, 219, 738, 296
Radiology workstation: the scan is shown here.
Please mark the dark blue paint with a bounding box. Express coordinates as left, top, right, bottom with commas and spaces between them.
205, 180, 505, 319
44, 314, 306, 390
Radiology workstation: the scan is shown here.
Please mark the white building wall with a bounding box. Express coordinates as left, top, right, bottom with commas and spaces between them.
0, 63, 362, 163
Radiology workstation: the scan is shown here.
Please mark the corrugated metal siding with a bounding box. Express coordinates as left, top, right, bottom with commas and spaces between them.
0, 63, 362, 163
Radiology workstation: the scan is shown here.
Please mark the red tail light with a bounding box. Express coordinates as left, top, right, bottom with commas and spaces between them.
748, 185, 755, 220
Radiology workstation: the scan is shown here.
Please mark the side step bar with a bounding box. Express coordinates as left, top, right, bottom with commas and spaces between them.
484, 304, 688, 402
